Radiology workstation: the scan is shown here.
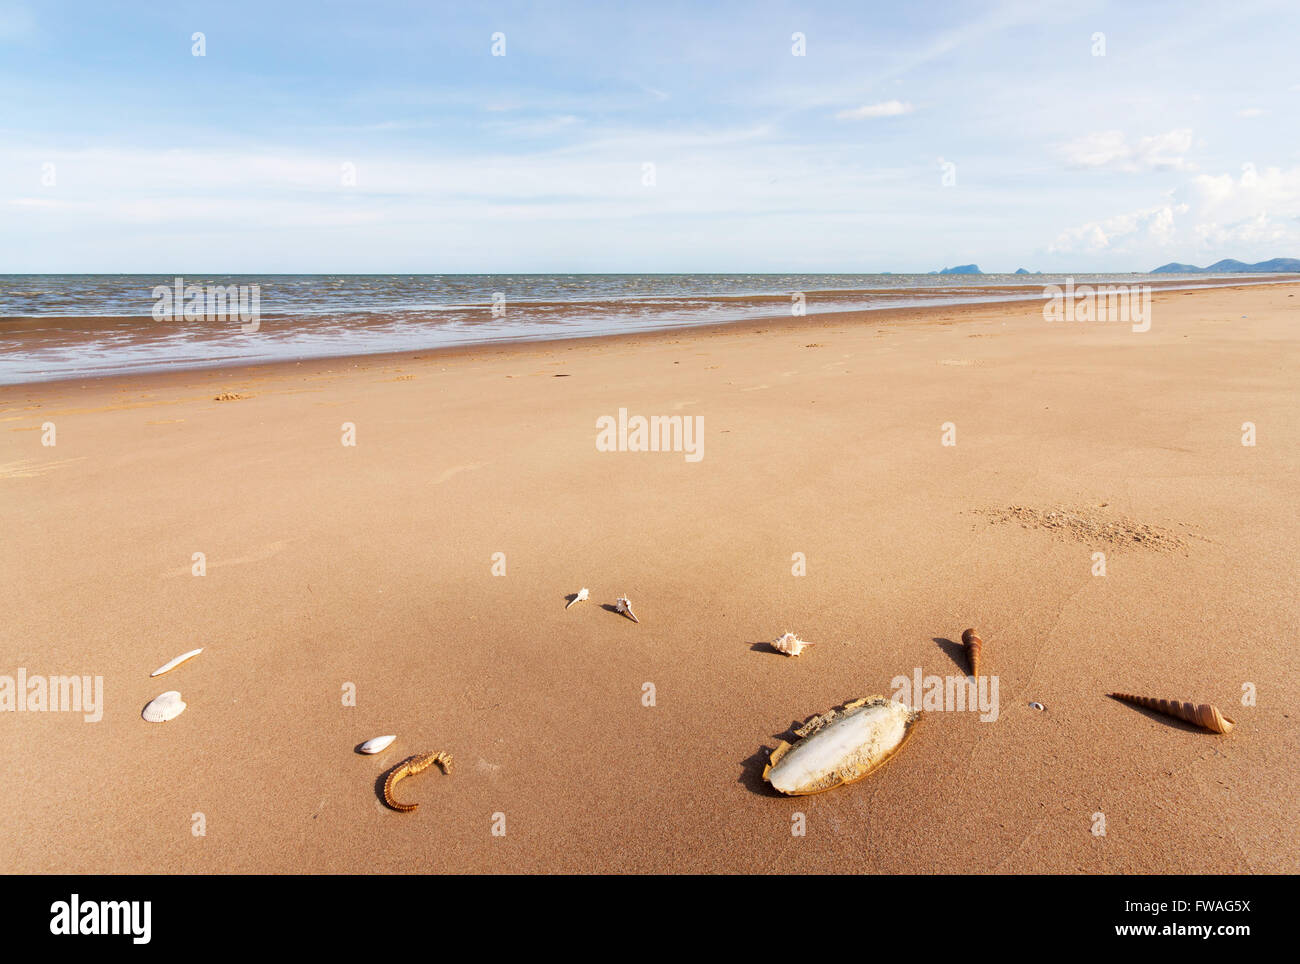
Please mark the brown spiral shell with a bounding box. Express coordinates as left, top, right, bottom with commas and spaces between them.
1109, 693, 1236, 734
961, 628, 982, 678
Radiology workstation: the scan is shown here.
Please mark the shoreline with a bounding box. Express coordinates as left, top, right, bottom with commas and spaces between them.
4, 277, 1298, 390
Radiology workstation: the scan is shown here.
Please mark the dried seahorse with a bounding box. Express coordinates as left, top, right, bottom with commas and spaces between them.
1109, 693, 1236, 734
382, 751, 453, 812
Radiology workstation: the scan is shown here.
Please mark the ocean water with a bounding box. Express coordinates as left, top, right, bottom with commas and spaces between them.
0, 272, 1278, 384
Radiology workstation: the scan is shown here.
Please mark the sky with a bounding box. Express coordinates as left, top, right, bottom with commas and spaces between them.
1, 0, 1298, 273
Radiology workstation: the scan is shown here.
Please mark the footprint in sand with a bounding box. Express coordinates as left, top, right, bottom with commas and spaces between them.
0, 457, 87, 479
162, 540, 289, 577
432, 462, 487, 485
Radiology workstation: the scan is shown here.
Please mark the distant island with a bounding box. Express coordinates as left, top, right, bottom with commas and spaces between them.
924, 265, 1046, 275
918, 259, 1299, 276
1151, 257, 1300, 274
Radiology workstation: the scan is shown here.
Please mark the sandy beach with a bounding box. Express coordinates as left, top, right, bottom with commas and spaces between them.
1, 281, 1297, 874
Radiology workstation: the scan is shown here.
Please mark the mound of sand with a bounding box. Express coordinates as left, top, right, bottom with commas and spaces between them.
976, 504, 1190, 552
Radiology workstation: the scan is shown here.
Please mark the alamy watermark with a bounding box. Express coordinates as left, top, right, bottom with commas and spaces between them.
152, 276, 260, 332
1042, 279, 1151, 332
596, 408, 704, 462
1, 669, 103, 722
891, 668, 999, 722
50, 894, 150, 943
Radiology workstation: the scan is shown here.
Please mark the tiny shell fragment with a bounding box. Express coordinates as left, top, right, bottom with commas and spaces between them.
150, 648, 203, 678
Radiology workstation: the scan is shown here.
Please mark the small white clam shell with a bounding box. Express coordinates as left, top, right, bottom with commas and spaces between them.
358, 735, 397, 755
142, 691, 186, 723
1029, 701, 1046, 711
150, 647, 203, 678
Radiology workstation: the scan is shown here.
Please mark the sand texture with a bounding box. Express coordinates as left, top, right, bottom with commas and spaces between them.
1, 282, 1297, 873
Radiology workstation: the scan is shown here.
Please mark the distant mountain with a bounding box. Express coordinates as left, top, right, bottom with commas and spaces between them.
1151, 257, 1300, 273
938, 264, 982, 275
1013, 268, 1032, 275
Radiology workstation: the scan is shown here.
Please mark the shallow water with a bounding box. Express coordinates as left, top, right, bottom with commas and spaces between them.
0, 272, 1288, 383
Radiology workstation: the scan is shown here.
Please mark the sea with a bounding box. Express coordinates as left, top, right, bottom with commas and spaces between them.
0, 272, 1283, 384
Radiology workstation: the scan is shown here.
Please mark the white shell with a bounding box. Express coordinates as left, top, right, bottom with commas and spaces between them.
772, 632, 813, 656
142, 691, 186, 723
150, 648, 203, 678
766, 697, 917, 795
615, 596, 639, 622
1029, 701, 1046, 711
358, 735, 397, 755
566, 588, 589, 610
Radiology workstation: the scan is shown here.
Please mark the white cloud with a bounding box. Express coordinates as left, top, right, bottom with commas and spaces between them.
1048, 203, 1189, 254
1055, 129, 1194, 172
1237, 107, 1267, 118
1048, 163, 1300, 256
0, 127, 918, 236
1184, 164, 1300, 244
485, 114, 582, 137
835, 100, 914, 120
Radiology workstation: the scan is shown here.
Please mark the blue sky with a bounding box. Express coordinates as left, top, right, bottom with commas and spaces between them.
1, 0, 1298, 272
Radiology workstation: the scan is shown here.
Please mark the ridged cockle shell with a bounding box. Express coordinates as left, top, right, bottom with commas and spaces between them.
142, 691, 186, 723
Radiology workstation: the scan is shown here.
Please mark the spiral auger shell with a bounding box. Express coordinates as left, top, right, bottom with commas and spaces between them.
1109, 692, 1236, 734
961, 628, 982, 678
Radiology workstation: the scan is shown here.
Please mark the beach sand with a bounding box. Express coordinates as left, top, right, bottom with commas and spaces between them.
1, 282, 1297, 873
